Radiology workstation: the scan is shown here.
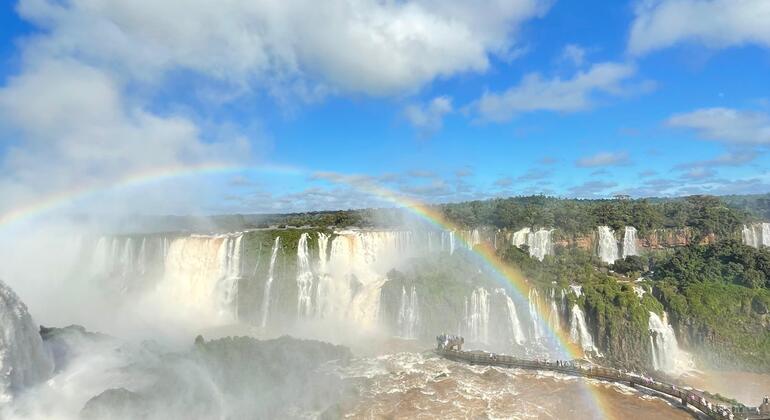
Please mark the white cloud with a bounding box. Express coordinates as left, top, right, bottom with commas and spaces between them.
667, 107, 770, 144
0, 59, 248, 213
561, 44, 587, 66
403, 96, 453, 134
470, 62, 640, 122
575, 151, 630, 168
17, 0, 549, 96
629, 0, 770, 55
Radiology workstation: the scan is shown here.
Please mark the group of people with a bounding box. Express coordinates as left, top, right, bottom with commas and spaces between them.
436, 333, 464, 351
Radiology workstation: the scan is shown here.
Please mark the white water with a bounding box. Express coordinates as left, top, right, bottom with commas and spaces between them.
743, 223, 770, 248
216, 234, 243, 320
511, 228, 553, 261
512, 228, 531, 248
497, 289, 526, 345
622, 226, 638, 259
314, 231, 413, 329
160, 234, 243, 321
648, 311, 695, 375
569, 304, 598, 354
0, 280, 53, 402
547, 293, 561, 333
397, 285, 420, 339
296, 233, 313, 317
465, 287, 490, 344
528, 289, 543, 342
528, 229, 553, 261
597, 226, 620, 264
260, 236, 281, 328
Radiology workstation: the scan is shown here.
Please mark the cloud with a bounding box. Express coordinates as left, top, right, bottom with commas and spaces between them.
403, 96, 453, 135
680, 167, 717, 180
516, 168, 552, 181
0, 59, 247, 214
674, 150, 762, 169
17, 0, 550, 97
638, 170, 657, 178
494, 177, 513, 187
470, 62, 644, 122
560, 44, 587, 66
567, 180, 618, 197
667, 108, 770, 144
575, 151, 630, 168
539, 157, 558, 165
455, 167, 474, 177
629, 0, 770, 56
406, 169, 437, 178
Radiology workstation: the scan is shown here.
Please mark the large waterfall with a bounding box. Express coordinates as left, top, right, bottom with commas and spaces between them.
161, 234, 243, 320
0, 280, 53, 401
597, 226, 619, 264
569, 305, 598, 354
511, 228, 553, 261
528, 289, 543, 342
622, 226, 638, 259
260, 236, 281, 328
497, 288, 526, 346
648, 311, 694, 375
743, 223, 770, 248
397, 285, 419, 339
296, 233, 313, 317
465, 287, 490, 344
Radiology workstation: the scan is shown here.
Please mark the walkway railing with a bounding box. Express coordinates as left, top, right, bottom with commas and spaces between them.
436, 348, 769, 420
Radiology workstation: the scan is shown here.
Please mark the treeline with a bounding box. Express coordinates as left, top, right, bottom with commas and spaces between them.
439, 195, 748, 237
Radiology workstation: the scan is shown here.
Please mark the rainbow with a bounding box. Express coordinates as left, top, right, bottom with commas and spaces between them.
0, 162, 300, 230
0, 163, 613, 417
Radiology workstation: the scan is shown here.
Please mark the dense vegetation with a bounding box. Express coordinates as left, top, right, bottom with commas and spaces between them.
651, 240, 770, 370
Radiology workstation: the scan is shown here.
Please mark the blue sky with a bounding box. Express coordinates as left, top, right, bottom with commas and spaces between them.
0, 0, 769, 215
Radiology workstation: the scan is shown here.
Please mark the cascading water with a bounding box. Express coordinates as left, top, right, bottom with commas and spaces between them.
296, 233, 314, 317
527, 229, 553, 261
622, 226, 638, 259
497, 289, 526, 345
528, 289, 543, 342
216, 234, 243, 320
260, 236, 281, 328
743, 223, 770, 248
597, 226, 619, 264
512, 228, 531, 247
0, 280, 53, 402
465, 287, 490, 344
569, 304, 598, 354
397, 285, 419, 339
546, 289, 561, 332
648, 311, 694, 375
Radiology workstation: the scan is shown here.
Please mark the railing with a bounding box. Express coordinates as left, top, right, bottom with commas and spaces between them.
436, 349, 767, 420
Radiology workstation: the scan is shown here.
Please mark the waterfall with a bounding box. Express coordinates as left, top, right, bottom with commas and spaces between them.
314, 231, 406, 328
448, 231, 456, 254
622, 226, 638, 259
512, 228, 553, 261
648, 311, 694, 375
0, 280, 54, 401
743, 223, 770, 248
527, 229, 553, 261
260, 236, 281, 328
137, 237, 147, 275
569, 284, 583, 297
470, 229, 481, 248
397, 285, 419, 339
528, 289, 543, 342
465, 287, 490, 344
216, 234, 242, 320
497, 289, 526, 345
569, 305, 598, 353
546, 289, 561, 332
512, 228, 531, 247
90, 236, 108, 277
296, 233, 314, 317
597, 226, 619, 264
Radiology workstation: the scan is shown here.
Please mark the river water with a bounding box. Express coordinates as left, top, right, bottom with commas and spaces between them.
333, 352, 695, 419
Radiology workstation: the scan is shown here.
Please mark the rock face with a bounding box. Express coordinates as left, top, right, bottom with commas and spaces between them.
0, 279, 53, 401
